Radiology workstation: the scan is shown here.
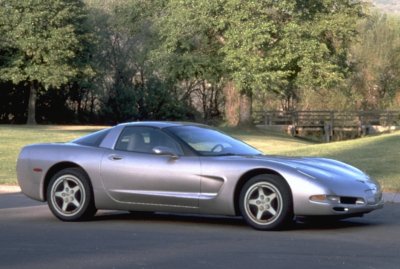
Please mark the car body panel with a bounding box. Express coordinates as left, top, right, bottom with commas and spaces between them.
100, 149, 201, 208
17, 121, 384, 219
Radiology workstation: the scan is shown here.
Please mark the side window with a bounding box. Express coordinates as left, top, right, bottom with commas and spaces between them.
72, 128, 110, 147
115, 127, 183, 155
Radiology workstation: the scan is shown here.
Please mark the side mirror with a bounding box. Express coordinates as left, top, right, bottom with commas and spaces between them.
152, 146, 179, 159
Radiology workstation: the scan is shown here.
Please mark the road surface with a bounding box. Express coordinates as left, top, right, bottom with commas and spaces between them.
1, 193, 399, 269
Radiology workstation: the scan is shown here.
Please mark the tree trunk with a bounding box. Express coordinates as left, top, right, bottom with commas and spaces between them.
223, 81, 240, 126
27, 82, 37, 125
238, 91, 253, 127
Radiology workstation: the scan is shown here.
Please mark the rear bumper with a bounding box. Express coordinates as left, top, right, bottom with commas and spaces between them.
16, 147, 45, 202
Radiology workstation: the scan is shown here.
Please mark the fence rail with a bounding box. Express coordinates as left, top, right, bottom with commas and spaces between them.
254, 110, 400, 142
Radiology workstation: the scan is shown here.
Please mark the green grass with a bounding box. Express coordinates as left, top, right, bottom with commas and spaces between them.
0, 125, 105, 185
220, 126, 314, 153
1, 125, 399, 191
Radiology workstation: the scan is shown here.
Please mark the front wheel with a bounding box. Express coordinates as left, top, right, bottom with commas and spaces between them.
47, 168, 97, 221
239, 175, 293, 230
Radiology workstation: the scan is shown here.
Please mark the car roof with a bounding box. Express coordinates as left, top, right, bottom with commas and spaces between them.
117, 121, 208, 129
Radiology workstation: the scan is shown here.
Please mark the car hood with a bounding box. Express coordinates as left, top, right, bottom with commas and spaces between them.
245, 155, 374, 184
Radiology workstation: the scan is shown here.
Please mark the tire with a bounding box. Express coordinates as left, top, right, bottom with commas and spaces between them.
47, 168, 97, 221
239, 174, 293, 230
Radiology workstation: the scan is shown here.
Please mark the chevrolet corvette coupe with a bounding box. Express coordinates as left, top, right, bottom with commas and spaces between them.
17, 122, 384, 230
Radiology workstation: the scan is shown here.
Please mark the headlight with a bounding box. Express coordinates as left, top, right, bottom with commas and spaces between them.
310, 194, 340, 203
310, 195, 366, 205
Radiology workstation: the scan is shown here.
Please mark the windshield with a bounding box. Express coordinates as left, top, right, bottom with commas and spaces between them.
167, 125, 262, 156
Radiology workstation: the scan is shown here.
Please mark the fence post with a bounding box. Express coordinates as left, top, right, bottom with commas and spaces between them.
358, 111, 363, 137
264, 112, 271, 125
324, 122, 332, 143
290, 111, 297, 136
330, 111, 334, 137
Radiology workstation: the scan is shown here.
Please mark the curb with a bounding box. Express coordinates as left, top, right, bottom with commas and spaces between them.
383, 192, 400, 203
0, 185, 21, 194
0, 185, 399, 203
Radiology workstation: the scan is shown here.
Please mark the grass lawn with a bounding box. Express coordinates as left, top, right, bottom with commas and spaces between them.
1, 124, 399, 191
0, 125, 105, 185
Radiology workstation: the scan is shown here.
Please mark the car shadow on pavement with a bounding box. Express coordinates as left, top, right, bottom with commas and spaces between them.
90, 210, 378, 231
293, 216, 375, 231
93, 210, 246, 228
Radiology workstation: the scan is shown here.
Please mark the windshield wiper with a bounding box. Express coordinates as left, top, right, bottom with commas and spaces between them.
213, 153, 237, 156
216, 153, 266, 157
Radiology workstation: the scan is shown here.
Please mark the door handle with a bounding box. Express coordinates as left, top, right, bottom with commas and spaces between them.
109, 155, 123, 161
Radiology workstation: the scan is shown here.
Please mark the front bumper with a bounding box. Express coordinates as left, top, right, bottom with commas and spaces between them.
299, 195, 384, 216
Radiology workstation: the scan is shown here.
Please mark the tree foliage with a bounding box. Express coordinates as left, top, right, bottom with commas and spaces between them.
349, 13, 400, 109
1, 0, 399, 125
84, 0, 194, 123
0, 0, 94, 124
155, 0, 365, 125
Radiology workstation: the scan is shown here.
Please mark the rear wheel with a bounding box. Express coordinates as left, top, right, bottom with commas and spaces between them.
239, 174, 293, 230
47, 168, 96, 221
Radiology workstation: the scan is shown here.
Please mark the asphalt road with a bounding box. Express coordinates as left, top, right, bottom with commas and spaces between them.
1, 193, 399, 269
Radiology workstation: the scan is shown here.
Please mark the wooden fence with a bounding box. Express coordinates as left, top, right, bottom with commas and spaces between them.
254, 110, 400, 142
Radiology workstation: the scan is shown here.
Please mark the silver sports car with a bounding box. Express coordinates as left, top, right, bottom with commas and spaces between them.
17, 122, 384, 230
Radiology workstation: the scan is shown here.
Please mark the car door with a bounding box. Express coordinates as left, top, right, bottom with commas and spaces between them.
100, 126, 201, 208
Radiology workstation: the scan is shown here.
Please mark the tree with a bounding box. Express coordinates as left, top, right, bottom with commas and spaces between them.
282, 0, 365, 110
0, 0, 93, 124
220, 0, 365, 115
156, 0, 364, 126
85, 0, 193, 123
349, 13, 400, 109
152, 0, 226, 122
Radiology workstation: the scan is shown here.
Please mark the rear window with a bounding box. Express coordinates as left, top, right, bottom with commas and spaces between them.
72, 128, 110, 147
